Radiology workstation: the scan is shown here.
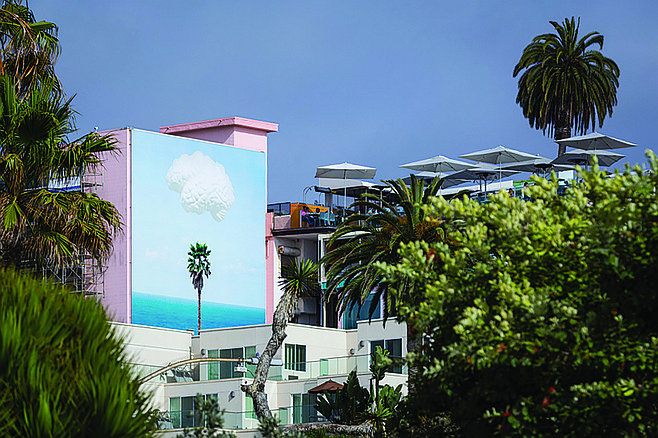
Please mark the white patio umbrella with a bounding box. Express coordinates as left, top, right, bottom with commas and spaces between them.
503, 157, 574, 178
402, 172, 468, 188
400, 155, 473, 175
459, 145, 540, 165
555, 132, 636, 151
315, 162, 377, 208
445, 163, 519, 192
551, 150, 624, 168
460, 145, 539, 182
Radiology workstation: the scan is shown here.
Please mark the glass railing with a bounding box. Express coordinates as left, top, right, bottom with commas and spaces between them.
133, 353, 407, 385
160, 404, 328, 431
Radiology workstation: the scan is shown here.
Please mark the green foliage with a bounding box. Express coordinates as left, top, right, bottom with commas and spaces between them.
315, 370, 371, 426
175, 394, 235, 438
0, 0, 60, 96
0, 269, 157, 437
187, 242, 211, 291
370, 346, 392, 386
0, 0, 121, 271
513, 17, 620, 148
322, 175, 445, 321
0, 73, 121, 270
380, 153, 658, 436
314, 351, 404, 435
279, 258, 320, 320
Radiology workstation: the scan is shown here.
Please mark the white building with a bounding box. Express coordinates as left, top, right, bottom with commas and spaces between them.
116, 318, 407, 436
91, 116, 408, 435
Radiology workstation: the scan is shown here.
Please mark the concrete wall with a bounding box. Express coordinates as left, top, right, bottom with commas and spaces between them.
112, 322, 192, 366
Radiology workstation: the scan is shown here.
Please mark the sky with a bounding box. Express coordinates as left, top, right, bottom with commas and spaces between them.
38, 0, 658, 203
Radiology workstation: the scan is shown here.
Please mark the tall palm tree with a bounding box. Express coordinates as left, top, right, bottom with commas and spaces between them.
513, 17, 620, 156
187, 242, 211, 334
242, 258, 319, 421
0, 75, 121, 271
322, 176, 444, 326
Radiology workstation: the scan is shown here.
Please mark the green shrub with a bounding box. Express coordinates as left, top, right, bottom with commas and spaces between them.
381, 153, 658, 436
0, 269, 157, 437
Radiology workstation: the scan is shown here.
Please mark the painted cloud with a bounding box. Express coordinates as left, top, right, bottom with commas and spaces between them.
166, 151, 235, 222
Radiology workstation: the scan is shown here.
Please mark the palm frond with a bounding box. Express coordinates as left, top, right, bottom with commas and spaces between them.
322, 175, 448, 320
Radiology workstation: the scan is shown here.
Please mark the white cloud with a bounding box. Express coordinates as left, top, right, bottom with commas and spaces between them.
166, 151, 235, 222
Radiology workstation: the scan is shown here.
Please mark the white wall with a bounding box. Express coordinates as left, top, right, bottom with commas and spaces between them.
113, 322, 192, 366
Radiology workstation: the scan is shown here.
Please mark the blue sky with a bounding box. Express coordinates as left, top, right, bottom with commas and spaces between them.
39, 1, 658, 203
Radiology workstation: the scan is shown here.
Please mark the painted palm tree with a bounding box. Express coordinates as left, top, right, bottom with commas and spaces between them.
187, 242, 211, 334
513, 17, 620, 156
242, 258, 319, 421
0, 75, 121, 271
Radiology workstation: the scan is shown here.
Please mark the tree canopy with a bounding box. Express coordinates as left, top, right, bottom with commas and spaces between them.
0, 0, 60, 95
513, 17, 620, 155
0, 1, 122, 275
0, 75, 121, 270
381, 153, 658, 436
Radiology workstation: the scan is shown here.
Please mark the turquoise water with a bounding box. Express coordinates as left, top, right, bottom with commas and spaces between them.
132, 292, 265, 332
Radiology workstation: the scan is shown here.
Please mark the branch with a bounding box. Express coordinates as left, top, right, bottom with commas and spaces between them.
240, 290, 295, 420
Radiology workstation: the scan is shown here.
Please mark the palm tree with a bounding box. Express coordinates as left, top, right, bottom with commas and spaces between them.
322, 176, 444, 326
187, 242, 211, 334
242, 258, 319, 421
513, 17, 620, 156
0, 75, 121, 271
0, 0, 60, 96
321, 176, 450, 402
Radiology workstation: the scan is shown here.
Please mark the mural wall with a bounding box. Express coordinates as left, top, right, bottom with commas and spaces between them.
130, 130, 266, 331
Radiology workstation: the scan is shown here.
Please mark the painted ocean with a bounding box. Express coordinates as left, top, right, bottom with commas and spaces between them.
132, 292, 265, 331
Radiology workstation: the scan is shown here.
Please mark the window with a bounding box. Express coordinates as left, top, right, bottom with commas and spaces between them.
245, 395, 257, 420
169, 394, 218, 429
370, 338, 403, 374
207, 346, 257, 380
285, 344, 306, 372
292, 393, 321, 424
343, 292, 382, 329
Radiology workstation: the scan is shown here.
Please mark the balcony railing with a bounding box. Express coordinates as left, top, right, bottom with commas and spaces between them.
132, 353, 407, 385
159, 403, 328, 430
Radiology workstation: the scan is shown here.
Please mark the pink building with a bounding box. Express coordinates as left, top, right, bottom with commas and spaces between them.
95, 117, 278, 327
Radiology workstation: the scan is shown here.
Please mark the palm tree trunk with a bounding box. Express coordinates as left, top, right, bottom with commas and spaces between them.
197, 288, 201, 335
555, 108, 572, 156
406, 326, 421, 396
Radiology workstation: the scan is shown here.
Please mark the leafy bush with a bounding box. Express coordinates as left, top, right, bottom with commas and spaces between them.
0, 270, 157, 437
381, 154, 658, 436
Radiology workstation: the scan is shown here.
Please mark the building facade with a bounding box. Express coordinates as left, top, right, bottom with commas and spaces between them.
91, 116, 408, 435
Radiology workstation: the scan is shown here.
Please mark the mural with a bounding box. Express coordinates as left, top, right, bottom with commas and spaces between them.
130, 130, 266, 331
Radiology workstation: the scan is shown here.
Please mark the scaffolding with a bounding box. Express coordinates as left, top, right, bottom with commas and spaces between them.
26, 167, 109, 297
29, 254, 105, 296
77, 166, 107, 297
